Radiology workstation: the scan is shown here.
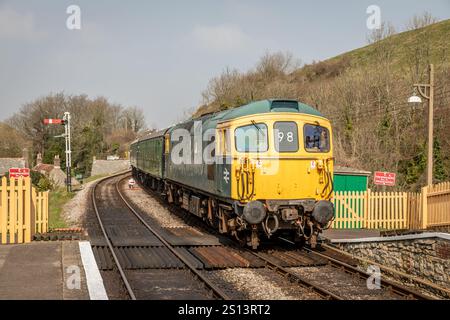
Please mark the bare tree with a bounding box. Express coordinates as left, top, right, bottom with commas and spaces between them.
406, 12, 438, 31
366, 21, 396, 44
0, 122, 30, 157
122, 106, 146, 133
256, 51, 300, 80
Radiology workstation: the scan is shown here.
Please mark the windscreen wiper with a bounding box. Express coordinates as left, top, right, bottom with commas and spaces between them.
251, 120, 265, 136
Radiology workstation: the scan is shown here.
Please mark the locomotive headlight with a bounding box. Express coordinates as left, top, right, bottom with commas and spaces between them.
243, 201, 267, 224
311, 200, 334, 226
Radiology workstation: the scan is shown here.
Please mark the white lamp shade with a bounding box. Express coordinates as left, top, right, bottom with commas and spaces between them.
408, 95, 422, 103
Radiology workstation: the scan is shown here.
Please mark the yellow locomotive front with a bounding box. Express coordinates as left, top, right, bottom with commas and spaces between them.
217, 111, 334, 248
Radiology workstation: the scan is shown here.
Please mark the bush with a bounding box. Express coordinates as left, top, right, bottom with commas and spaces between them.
30, 171, 53, 191
37, 177, 53, 192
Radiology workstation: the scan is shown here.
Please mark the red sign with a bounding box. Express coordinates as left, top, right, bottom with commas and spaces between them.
374, 171, 396, 186
9, 168, 30, 178
43, 119, 64, 125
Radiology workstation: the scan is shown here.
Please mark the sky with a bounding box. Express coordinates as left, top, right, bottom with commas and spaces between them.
1, 0, 449, 129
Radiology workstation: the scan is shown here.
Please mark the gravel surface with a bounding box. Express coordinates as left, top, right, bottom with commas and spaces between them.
288, 265, 400, 300
62, 181, 96, 228
205, 268, 321, 300
123, 186, 187, 228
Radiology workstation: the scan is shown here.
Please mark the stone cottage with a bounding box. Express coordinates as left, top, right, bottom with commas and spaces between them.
32, 154, 79, 187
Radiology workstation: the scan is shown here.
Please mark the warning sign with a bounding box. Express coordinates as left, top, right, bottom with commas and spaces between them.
374, 171, 396, 186
9, 168, 30, 178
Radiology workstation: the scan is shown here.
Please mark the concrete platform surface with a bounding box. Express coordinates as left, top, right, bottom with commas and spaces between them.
321, 229, 381, 241
0, 241, 101, 300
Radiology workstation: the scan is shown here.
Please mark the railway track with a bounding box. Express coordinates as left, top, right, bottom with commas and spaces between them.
258, 244, 434, 300
88, 172, 435, 300
303, 246, 434, 300
132, 175, 435, 300
90, 172, 231, 300
316, 243, 449, 299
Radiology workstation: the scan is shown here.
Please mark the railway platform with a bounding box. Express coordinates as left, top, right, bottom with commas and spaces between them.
0, 241, 106, 300
320, 229, 380, 241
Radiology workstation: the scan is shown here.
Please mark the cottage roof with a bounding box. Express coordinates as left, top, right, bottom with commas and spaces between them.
33, 163, 55, 174
0, 158, 26, 176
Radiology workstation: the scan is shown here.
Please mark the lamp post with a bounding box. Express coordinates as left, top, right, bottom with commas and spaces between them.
408, 64, 434, 186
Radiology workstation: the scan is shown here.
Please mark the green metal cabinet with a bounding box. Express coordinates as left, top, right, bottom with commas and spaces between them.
334, 174, 368, 192
333, 166, 371, 229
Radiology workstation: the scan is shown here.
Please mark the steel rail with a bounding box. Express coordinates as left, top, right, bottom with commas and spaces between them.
133, 176, 342, 300
91, 173, 137, 300
115, 175, 231, 300
320, 243, 448, 299
246, 250, 343, 300
132, 173, 428, 300
304, 246, 434, 300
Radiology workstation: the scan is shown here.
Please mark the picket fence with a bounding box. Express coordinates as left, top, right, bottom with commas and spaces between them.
0, 177, 48, 244
331, 181, 450, 230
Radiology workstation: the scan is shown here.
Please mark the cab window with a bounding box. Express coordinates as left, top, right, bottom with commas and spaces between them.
304, 124, 330, 152
274, 121, 298, 152
235, 123, 268, 152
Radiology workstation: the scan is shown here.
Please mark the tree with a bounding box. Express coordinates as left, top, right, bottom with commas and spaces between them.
406, 12, 438, 31
6, 92, 149, 175
0, 122, 29, 157
366, 22, 396, 44
122, 106, 146, 133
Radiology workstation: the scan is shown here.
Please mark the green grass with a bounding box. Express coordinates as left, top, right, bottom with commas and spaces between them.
48, 188, 74, 230
71, 174, 108, 192
82, 174, 108, 184
328, 19, 450, 70
48, 174, 113, 229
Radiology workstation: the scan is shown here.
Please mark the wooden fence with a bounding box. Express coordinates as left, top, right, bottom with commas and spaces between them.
0, 177, 49, 244
331, 181, 450, 230
423, 181, 450, 228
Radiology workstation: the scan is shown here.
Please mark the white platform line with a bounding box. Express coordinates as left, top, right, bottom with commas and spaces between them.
79, 241, 108, 300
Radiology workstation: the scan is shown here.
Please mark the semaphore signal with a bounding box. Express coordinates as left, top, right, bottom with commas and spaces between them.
43, 113, 72, 192
43, 118, 65, 125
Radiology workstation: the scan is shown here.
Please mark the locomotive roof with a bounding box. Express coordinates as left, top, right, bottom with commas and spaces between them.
211, 99, 324, 122
135, 128, 169, 143
133, 100, 326, 143
194, 99, 326, 132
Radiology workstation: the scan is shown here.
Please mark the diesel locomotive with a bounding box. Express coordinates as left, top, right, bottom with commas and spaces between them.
130, 99, 334, 249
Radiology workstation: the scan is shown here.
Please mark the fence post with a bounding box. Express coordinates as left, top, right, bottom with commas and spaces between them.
421, 186, 428, 229
1, 177, 7, 244
17, 177, 24, 243
24, 178, 32, 242
31, 187, 36, 240
10, 178, 17, 244
44, 191, 49, 233
364, 189, 370, 229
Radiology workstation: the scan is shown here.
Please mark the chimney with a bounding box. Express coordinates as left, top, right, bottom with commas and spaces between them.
22, 148, 29, 168
54, 154, 61, 168
36, 153, 42, 166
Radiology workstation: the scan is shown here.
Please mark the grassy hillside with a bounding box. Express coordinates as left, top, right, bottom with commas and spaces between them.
331, 20, 449, 68
196, 20, 450, 190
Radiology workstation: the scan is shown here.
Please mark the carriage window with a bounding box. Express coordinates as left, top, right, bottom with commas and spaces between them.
274, 122, 298, 152
304, 124, 330, 152
235, 123, 268, 152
